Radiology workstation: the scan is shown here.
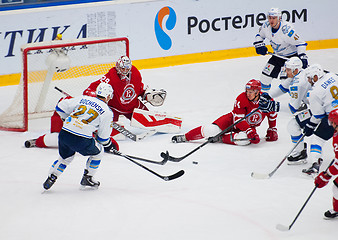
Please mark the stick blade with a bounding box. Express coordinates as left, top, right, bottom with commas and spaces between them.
276, 224, 290, 231
251, 172, 270, 179
161, 151, 183, 162
164, 170, 185, 181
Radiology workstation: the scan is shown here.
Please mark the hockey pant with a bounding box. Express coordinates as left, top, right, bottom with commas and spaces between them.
260, 55, 296, 91
185, 113, 251, 146
49, 130, 104, 177
288, 112, 334, 160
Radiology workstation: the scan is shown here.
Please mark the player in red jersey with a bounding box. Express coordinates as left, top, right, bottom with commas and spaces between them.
171, 79, 278, 145
25, 56, 165, 148
314, 109, 338, 219
83, 56, 163, 121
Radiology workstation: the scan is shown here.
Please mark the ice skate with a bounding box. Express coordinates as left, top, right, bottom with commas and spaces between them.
43, 174, 57, 190
80, 169, 100, 189
171, 135, 187, 143
324, 209, 338, 219
302, 158, 323, 176
287, 143, 307, 165
25, 139, 37, 148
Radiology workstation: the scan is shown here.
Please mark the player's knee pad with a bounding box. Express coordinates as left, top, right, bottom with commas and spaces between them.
201, 124, 221, 138
287, 118, 302, 136
260, 74, 273, 91
314, 116, 334, 140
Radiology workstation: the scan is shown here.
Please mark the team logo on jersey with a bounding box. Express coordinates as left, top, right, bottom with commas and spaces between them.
120, 84, 136, 104
154, 6, 177, 50
247, 111, 263, 125
263, 63, 274, 75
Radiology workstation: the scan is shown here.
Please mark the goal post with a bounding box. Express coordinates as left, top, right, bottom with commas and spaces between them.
0, 37, 129, 132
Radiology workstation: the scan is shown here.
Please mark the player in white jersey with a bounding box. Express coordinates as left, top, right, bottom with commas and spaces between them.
253, 8, 308, 91
261, 58, 330, 174
302, 64, 336, 172
43, 82, 114, 190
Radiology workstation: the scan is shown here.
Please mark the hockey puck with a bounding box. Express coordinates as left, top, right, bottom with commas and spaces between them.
192, 161, 198, 164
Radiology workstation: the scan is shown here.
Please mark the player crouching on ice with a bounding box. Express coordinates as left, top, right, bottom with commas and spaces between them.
43, 82, 115, 190
171, 79, 279, 145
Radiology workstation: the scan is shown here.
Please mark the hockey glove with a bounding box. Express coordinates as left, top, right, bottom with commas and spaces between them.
254, 41, 268, 55
303, 121, 317, 137
298, 53, 309, 69
246, 128, 260, 144
143, 88, 167, 106
102, 138, 119, 152
315, 171, 331, 188
265, 127, 278, 142
259, 92, 280, 113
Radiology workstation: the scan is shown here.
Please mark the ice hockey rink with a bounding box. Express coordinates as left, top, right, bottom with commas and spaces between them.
1, 49, 338, 240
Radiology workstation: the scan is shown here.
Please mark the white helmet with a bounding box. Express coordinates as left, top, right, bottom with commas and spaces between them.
96, 82, 113, 99
116, 56, 132, 78
306, 64, 324, 83
267, 8, 282, 19
285, 57, 302, 72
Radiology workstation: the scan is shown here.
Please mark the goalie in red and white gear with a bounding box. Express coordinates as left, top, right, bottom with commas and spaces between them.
314, 109, 338, 219
83, 55, 167, 121
24, 55, 170, 148
172, 79, 278, 145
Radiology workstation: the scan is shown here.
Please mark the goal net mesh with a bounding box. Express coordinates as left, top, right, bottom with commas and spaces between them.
0, 37, 129, 131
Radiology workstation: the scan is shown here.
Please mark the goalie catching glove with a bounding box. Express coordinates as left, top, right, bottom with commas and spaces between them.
143, 88, 167, 106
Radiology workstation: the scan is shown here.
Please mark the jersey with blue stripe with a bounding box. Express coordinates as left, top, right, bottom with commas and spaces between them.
56, 95, 113, 143
309, 72, 338, 124
255, 20, 307, 57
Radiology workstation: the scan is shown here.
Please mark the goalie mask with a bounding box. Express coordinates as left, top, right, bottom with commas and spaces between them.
116, 56, 132, 79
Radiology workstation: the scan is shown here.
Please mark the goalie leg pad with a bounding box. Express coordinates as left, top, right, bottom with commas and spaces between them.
131, 109, 182, 133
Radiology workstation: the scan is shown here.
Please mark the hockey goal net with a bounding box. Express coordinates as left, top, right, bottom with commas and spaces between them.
0, 37, 129, 132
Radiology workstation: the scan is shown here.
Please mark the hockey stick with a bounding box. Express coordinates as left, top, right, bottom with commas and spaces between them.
54, 86, 157, 141
125, 151, 170, 165
161, 108, 261, 162
276, 159, 335, 231
267, 51, 288, 60
109, 149, 184, 181
112, 122, 157, 142
251, 134, 306, 179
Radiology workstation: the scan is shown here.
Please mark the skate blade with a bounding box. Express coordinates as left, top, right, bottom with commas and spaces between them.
79, 185, 99, 191
287, 160, 307, 165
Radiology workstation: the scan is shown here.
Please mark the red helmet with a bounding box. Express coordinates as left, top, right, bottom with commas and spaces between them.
245, 79, 261, 92
329, 109, 338, 126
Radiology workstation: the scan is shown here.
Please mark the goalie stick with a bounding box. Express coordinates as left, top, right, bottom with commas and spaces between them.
54, 86, 156, 141
108, 149, 184, 181
251, 134, 306, 179
112, 122, 157, 142
276, 159, 335, 231
161, 108, 261, 162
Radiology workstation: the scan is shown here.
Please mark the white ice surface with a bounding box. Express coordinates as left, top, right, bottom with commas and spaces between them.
1, 49, 338, 240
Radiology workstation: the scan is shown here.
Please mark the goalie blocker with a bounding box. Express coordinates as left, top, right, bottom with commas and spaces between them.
131, 109, 182, 133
